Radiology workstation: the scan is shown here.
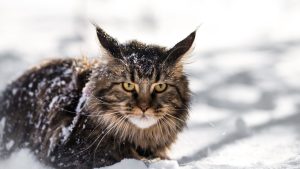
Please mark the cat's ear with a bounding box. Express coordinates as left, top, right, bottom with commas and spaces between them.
95, 25, 122, 58
166, 30, 196, 65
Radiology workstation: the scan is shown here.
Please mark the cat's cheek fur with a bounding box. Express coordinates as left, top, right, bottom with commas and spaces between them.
128, 116, 158, 129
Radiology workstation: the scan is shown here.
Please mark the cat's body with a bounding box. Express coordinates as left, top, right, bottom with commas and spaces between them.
0, 26, 195, 169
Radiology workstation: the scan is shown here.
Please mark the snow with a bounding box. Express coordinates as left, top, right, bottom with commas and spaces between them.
5, 140, 14, 150
98, 159, 147, 169
195, 126, 300, 168
211, 85, 261, 104
47, 137, 55, 157
49, 96, 59, 110
61, 110, 81, 143
76, 94, 87, 113
0, 118, 6, 143
0, 149, 52, 169
1, 0, 300, 168
99, 159, 183, 169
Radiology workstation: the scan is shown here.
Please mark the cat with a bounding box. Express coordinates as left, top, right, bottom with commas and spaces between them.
0, 25, 196, 169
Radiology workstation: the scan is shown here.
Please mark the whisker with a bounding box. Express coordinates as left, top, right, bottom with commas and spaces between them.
165, 113, 186, 123
165, 115, 181, 130
157, 119, 164, 137
93, 116, 126, 158
121, 118, 130, 140
172, 108, 189, 111
160, 117, 176, 135
61, 108, 124, 118
61, 108, 99, 117
71, 112, 126, 156
86, 112, 126, 139
89, 94, 121, 106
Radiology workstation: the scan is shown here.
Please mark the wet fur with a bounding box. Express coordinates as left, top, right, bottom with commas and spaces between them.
0, 26, 195, 169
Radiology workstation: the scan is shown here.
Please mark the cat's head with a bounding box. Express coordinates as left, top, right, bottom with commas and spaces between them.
85, 26, 195, 146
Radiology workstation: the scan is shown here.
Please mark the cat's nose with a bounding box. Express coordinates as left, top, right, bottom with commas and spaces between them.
138, 103, 150, 112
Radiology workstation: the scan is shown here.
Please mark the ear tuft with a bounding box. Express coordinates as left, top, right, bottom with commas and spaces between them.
95, 25, 121, 58
166, 30, 196, 64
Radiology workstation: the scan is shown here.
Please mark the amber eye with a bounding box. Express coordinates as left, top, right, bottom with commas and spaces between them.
122, 82, 135, 92
154, 83, 167, 93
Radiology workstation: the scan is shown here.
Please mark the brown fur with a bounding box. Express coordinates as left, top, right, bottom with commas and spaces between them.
0, 26, 196, 169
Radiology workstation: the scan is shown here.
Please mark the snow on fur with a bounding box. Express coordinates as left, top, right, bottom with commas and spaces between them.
1, 0, 300, 168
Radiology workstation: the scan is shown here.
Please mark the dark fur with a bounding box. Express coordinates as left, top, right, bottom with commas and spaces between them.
0, 26, 195, 169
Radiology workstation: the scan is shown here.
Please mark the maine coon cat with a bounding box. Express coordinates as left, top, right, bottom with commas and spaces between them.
0, 25, 196, 169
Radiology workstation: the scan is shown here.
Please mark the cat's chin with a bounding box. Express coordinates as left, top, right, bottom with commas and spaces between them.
128, 115, 158, 129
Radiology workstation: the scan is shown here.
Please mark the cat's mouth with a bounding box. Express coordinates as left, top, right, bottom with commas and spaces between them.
127, 107, 158, 129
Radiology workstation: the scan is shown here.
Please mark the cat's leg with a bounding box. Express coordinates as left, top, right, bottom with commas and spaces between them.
153, 148, 170, 160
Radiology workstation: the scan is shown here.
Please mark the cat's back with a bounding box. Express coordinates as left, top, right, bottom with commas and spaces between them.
0, 58, 91, 156
0, 58, 79, 116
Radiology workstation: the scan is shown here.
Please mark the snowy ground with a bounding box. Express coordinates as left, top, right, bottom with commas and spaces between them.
1, 0, 300, 168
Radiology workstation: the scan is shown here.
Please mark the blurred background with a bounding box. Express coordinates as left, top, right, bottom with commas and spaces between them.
1, 0, 300, 168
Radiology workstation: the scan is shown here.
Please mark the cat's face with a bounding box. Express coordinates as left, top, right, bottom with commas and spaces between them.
86, 26, 195, 135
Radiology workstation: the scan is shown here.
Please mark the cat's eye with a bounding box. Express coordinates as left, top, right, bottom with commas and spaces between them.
122, 82, 135, 92
154, 83, 167, 93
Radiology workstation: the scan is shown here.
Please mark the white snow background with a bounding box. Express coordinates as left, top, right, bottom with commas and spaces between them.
1, 0, 300, 168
